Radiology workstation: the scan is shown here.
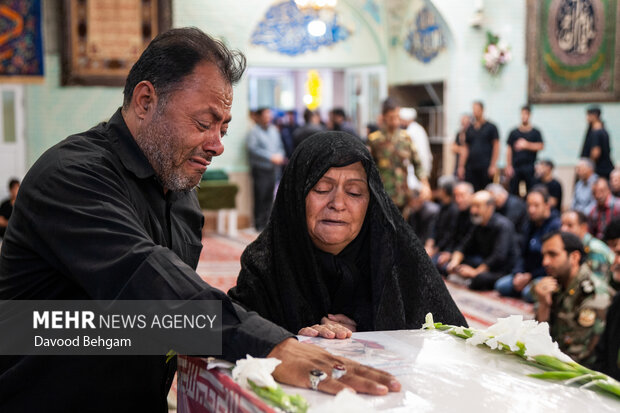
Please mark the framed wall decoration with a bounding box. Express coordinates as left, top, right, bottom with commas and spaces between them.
0, 0, 44, 82
61, 0, 172, 86
527, 0, 620, 103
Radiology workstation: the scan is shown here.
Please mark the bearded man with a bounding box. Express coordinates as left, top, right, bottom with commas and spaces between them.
0, 28, 398, 412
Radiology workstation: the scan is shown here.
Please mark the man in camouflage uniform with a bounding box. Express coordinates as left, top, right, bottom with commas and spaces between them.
560, 210, 616, 290
535, 231, 613, 367
368, 98, 430, 210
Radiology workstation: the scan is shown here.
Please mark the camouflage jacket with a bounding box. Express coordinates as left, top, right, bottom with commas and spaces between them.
583, 233, 618, 292
368, 129, 426, 208
549, 264, 613, 367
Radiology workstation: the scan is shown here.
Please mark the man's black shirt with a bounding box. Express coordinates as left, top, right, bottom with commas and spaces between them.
506, 127, 543, 167
407, 201, 440, 244
431, 202, 459, 251
457, 213, 517, 274
0, 109, 292, 412
581, 127, 614, 178
448, 208, 474, 252
496, 194, 528, 241
536, 178, 563, 211
465, 121, 499, 170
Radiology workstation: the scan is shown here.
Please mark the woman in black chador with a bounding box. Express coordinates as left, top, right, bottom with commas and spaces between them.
229, 131, 466, 337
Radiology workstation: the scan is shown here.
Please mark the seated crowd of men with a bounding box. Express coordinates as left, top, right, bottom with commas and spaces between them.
403, 165, 620, 373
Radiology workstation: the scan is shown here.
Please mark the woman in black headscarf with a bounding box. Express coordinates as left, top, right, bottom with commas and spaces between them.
229, 131, 466, 336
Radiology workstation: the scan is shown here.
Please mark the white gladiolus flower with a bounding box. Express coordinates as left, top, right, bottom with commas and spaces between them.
422, 312, 435, 329
232, 355, 281, 390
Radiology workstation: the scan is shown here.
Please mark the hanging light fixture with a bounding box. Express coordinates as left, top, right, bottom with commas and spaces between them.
294, 0, 337, 10
295, 0, 338, 37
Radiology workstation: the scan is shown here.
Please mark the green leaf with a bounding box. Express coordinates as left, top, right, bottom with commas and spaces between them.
533, 355, 577, 372
248, 379, 308, 413
528, 371, 583, 380
594, 380, 620, 399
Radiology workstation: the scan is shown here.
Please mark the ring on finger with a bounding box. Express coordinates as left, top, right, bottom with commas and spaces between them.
309, 369, 328, 390
332, 364, 347, 380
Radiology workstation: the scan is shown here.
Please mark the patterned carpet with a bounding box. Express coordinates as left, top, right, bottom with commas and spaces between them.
198, 230, 534, 329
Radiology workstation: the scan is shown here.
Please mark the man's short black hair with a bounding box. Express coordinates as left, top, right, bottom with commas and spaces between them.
565, 209, 588, 225
473, 100, 484, 110
538, 158, 554, 169
330, 108, 346, 118
521, 105, 531, 113
527, 184, 550, 203
542, 231, 586, 264
381, 98, 399, 115
255, 107, 270, 117
603, 218, 620, 241
123, 27, 246, 109
587, 105, 601, 118
303, 108, 314, 124
8, 178, 19, 191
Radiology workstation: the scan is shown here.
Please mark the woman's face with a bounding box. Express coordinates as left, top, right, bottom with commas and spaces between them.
305, 162, 370, 255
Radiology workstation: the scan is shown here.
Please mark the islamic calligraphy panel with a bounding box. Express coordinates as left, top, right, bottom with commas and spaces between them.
0, 0, 44, 81
61, 0, 171, 86
403, 6, 445, 64
251, 0, 350, 56
527, 0, 620, 102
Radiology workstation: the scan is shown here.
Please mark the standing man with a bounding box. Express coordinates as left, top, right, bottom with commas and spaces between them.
0, 178, 19, 239
368, 98, 430, 210
581, 106, 614, 179
535, 231, 613, 367
458, 101, 500, 191
505, 105, 544, 196
400, 107, 433, 182
247, 107, 285, 231
0, 28, 399, 411
535, 159, 563, 212
451, 114, 470, 176
292, 108, 324, 152
328, 108, 360, 139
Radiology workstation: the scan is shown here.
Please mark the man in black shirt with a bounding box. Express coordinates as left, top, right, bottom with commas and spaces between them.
405, 188, 439, 245
486, 183, 527, 243
581, 106, 614, 179
0, 178, 19, 239
425, 177, 459, 259
458, 101, 499, 191
534, 159, 563, 212
446, 190, 517, 290
434, 181, 474, 275
504, 105, 544, 196
0, 28, 398, 412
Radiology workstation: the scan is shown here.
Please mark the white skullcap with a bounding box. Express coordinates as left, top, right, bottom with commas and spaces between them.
399, 107, 417, 121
